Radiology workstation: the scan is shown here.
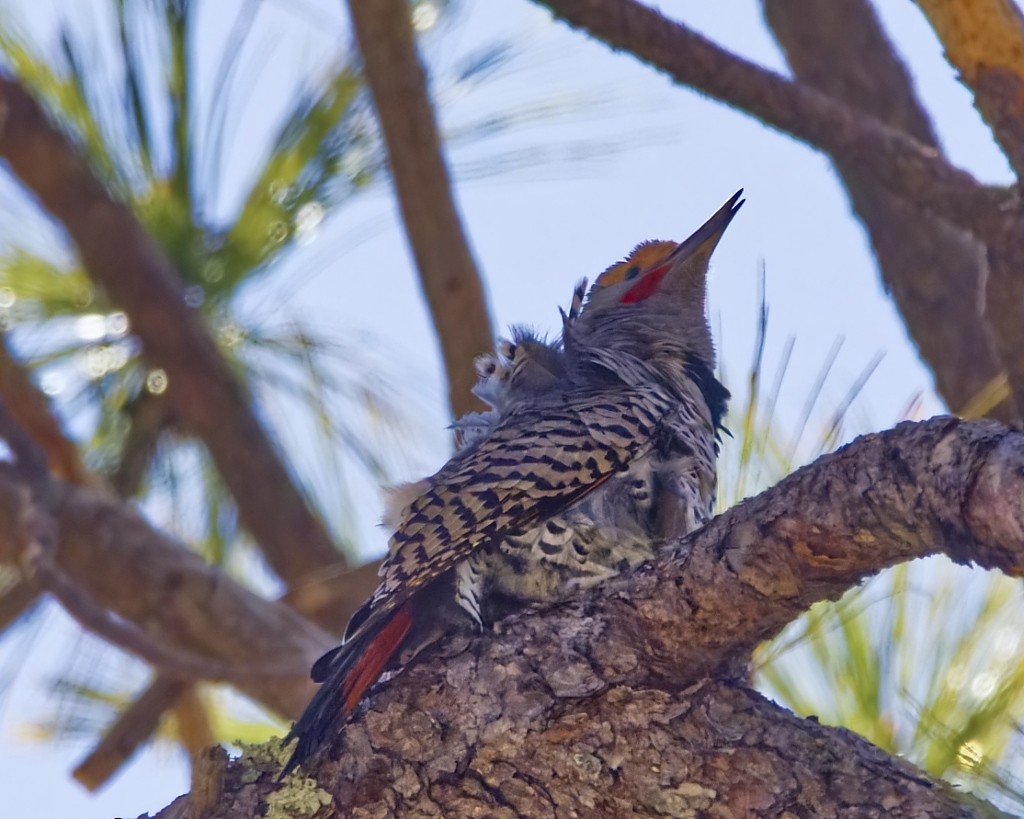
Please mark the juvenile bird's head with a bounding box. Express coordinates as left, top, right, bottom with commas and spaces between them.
498, 328, 566, 397
570, 190, 743, 371
471, 327, 565, 413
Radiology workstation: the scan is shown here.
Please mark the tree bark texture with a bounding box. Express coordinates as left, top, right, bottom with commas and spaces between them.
157, 417, 1024, 818
763, 0, 1009, 421
911, 0, 1024, 421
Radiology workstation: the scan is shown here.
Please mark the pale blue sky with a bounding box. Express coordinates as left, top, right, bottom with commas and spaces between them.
0, 1, 1016, 817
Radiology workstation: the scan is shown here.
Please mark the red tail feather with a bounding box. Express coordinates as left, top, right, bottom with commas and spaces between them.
340, 604, 414, 715
283, 600, 417, 775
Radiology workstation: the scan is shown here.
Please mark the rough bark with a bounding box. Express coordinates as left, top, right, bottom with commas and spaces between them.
0, 78, 343, 586
159, 417, 1023, 818
912, 0, 1024, 421
764, 0, 1010, 421
347, 0, 495, 418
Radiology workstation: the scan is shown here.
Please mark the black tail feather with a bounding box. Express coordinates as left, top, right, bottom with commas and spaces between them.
281, 602, 415, 777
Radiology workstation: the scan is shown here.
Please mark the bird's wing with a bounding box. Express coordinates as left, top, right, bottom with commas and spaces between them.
364, 387, 670, 619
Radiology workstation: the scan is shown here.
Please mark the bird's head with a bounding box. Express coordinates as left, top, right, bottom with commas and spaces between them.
499, 328, 565, 397
584, 189, 743, 316
472, 329, 565, 411
566, 190, 743, 383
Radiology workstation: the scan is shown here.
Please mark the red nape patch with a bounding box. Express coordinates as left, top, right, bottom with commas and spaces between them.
340, 603, 414, 716
621, 265, 669, 303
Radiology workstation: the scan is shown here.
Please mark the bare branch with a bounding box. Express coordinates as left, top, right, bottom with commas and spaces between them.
911, 0, 1024, 418
73, 677, 188, 791
533, 0, 1017, 242
0, 577, 39, 631
346, 0, 495, 417
0, 400, 321, 687
0, 334, 104, 489
763, 0, 1011, 421
915, 0, 1024, 178
0, 78, 342, 585
281, 559, 383, 629
0, 469, 331, 718
0, 335, 308, 784
0, 331, 368, 784
26, 552, 309, 681
188, 417, 1021, 817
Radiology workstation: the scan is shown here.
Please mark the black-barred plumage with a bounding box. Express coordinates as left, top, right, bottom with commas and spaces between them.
283, 191, 743, 774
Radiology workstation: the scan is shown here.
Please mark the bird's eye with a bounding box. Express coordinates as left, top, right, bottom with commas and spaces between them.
624, 265, 640, 281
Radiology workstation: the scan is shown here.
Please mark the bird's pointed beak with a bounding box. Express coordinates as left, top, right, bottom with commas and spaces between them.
665, 188, 744, 268
621, 190, 744, 305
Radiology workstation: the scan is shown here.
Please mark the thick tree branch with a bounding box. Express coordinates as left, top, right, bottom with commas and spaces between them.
180, 417, 1020, 816
0, 577, 39, 630
0, 329, 374, 786
764, 0, 1011, 421
0, 466, 331, 719
346, 0, 495, 418
0, 341, 196, 787
533, 0, 1018, 244
0, 78, 342, 585
912, 0, 1024, 420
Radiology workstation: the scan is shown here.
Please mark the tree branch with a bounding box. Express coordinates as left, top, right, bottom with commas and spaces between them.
178, 417, 1021, 816
0, 78, 342, 586
73, 676, 188, 791
346, 0, 495, 418
0, 577, 39, 631
0, 466, 332, 719
0, 333, 103, 489
0, 325, 373, 785
533, 0, 1018, 243
915, 0, 1024, 179
911, 0, 1024, 419
763, 0, 1012, 421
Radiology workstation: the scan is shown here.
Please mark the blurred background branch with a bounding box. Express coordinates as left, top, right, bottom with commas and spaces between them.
0, 77, 344, 585
763, 0, 1011, 422
347, 0, 494, 418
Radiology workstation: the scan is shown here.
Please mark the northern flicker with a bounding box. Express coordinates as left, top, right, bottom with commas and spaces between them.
283, 191, 742, 773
